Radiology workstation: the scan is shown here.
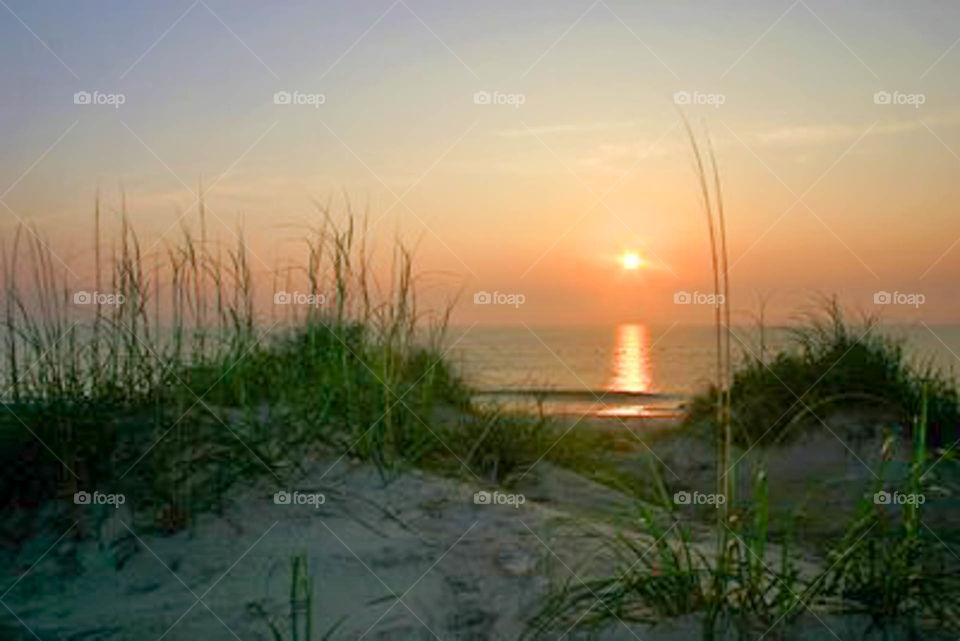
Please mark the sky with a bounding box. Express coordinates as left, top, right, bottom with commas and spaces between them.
1, 0, 959, 326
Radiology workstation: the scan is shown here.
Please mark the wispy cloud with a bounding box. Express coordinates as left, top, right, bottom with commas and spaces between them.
576, 112, 960, 172
498, 120, 641, 138
578, 140, 680, 170
755, 114, 960, 146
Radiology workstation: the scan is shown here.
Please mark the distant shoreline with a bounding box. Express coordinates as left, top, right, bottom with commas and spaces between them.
473, 388, 689, 401
471, 388, 691, 418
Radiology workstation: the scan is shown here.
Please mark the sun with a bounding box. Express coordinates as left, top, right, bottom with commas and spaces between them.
620, 252, 643, 271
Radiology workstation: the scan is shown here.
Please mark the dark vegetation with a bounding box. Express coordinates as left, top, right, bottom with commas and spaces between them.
0, 206, 595, 554
688, 298, 960, 448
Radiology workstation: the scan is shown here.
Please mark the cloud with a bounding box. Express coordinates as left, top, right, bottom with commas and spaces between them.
498, 120, 641, 138
575, 112, 960, 172
578, 140, 680, 170
755, 112, 960, 147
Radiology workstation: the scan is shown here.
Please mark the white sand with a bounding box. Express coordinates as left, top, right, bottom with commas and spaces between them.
5, 459, 656, 640
4, 419, 945, 640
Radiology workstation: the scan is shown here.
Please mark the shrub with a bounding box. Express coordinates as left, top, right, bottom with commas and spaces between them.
689, 298, 960, 447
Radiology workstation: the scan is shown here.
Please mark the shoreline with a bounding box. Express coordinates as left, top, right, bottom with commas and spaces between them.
471, 388, 691, 419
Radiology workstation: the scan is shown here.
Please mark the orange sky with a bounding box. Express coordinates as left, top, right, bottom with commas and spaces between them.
2, 1, 959, 325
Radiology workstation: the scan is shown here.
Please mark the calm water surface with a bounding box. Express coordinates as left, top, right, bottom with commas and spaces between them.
449, 324, 960, 417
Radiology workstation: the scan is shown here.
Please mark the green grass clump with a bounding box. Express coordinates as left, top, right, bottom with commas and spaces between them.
0, 200, 600, 545
454, 408, 555, 483
688, 298, 960, 447
817, 393, 960, 629
178, 318, 469, 472
248, 553, 346, 641
531, 389, 960, 640
526, 465, 807, 640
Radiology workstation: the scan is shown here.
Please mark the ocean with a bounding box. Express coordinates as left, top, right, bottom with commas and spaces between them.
448, 323, 960, 417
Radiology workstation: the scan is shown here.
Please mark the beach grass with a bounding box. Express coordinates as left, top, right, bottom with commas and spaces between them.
247, 553, 347, 641
4, 187, 960, 640
525, 129, 960, 640
687, 297, 960, 448
0, 203, 598, 546
527, 393, 960, 638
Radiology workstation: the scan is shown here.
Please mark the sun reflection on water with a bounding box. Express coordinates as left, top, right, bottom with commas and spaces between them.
608, 323, 652, 392
601, 323, 654, 417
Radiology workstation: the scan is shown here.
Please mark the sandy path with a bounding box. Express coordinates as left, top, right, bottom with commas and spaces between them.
4, 459, 640, 640
4, 444, 942, 640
